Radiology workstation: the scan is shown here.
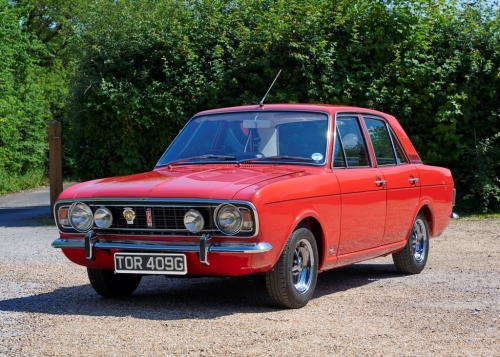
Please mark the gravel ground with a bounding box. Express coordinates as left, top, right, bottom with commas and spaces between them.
0, 192, 499, 356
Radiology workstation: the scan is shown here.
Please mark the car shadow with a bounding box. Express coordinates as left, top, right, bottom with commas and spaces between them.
0, 263, 401, 319
0, 206, 52, 227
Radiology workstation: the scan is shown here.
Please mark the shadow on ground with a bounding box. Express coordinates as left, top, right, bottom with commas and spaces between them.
0, 263, 400, 319
0, 206, 52, 228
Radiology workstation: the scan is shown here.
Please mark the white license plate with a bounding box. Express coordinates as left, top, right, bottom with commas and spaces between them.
114, 252, 187, 275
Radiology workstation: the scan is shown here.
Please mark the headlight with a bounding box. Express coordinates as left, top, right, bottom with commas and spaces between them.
184, 209, 204, 233
215, 204, 243, 235
94, 206, 113, 229
68, 202, 93, 232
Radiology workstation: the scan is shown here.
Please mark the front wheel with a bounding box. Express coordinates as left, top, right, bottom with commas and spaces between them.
392, 213, 429, 274
265, 226, 318, 309
87, 268, 142, 298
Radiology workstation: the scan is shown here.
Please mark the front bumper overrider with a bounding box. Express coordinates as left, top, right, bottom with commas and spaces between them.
51, 231, 273, 267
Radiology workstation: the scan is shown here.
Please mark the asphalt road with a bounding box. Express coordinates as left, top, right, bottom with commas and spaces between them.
0, 187, 53, 227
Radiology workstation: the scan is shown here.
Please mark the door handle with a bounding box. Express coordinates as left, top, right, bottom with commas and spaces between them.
375, 179, 387, 187
409, 177, 419, 185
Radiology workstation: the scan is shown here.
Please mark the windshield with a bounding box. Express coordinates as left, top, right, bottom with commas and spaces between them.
156, 111, 330, 167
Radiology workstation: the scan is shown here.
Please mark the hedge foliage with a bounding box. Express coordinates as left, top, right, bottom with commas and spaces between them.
0, 1, 51, 192
67, 0, 500, 212
2, 0, 500, 212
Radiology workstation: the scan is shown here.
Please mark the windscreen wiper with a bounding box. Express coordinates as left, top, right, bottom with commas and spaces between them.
158, 155, 237, 168
239, 155, 314, 164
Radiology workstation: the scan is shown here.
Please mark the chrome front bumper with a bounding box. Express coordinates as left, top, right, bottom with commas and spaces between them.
51, 232, 273, 266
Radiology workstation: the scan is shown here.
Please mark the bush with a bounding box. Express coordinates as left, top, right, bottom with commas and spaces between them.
66, 0, 500, 212
0, 1, 52, 192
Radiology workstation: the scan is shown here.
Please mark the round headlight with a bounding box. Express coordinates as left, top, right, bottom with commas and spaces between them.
94, 206, 113, 229
184, 209, 204, 233
68, 202, 93, 232
215, 204, 243, 235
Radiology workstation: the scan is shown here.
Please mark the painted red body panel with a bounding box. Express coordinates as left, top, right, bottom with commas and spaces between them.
55, 104, 454, 278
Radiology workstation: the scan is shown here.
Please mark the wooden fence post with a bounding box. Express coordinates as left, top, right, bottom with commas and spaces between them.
49, 121, 63, 219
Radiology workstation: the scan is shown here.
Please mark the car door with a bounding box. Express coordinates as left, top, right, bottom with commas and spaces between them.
333, 115, 387, 255
362, 116, 421, 246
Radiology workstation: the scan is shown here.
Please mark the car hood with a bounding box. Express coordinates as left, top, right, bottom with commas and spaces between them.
59, 165, 305, 201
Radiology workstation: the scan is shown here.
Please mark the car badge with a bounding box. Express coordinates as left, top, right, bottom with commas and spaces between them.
146, 208, 153, 228
123, 207, 136, 224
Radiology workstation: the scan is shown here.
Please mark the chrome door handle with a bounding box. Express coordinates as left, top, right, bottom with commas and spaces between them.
409, 177, 419, 185
375, 179, 387, 187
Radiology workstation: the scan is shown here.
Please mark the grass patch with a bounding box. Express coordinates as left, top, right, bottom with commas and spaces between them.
457, 212, 500, 220
0, 168, 48, 195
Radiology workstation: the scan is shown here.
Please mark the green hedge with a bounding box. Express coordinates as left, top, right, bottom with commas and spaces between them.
0, 1, 52, 193
15, 0, 497, 213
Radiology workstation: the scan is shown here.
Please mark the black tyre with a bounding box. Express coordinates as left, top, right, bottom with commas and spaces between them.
392, 213, 429, 274
87, 268, 142, 298
265, 226, 318, 309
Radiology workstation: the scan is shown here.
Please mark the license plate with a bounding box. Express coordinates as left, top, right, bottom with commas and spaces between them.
114, 253, 187, 275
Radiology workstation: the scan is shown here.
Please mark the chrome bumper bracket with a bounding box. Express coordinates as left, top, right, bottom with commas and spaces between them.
84, 230, 97, 261
199, 234, 211, 266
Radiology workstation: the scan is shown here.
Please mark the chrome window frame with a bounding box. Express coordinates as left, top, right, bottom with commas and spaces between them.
333, 112, 373, 169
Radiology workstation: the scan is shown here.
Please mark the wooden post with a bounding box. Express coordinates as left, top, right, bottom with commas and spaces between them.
49, 121, 63, 219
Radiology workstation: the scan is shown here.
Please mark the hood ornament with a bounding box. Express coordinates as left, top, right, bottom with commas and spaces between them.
123, 207, 136, 224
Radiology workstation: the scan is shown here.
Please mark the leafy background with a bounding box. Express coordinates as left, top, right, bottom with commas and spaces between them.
1, 0, 499, 213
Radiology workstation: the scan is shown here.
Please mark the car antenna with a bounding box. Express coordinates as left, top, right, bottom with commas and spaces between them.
259, 69, 282, 108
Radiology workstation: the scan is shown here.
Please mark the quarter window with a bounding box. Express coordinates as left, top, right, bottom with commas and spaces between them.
389, 129, 409, 164
333, 128, 346, 168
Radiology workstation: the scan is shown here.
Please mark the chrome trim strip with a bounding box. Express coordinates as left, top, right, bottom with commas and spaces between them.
51, 238, 273, 254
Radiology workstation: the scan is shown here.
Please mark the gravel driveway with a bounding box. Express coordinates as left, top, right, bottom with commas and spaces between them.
1, 188, 499, 356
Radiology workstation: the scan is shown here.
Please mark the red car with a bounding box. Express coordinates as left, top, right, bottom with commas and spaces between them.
52, 104, 455, 308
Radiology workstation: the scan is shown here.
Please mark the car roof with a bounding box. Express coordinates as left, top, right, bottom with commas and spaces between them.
195, 103, 390, 117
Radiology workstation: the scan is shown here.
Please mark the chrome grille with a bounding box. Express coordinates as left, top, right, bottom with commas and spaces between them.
107, 206, 212, 231
55, 200, 257, 237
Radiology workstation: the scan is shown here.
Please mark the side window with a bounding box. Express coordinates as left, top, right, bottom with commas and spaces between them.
333, 128, 346, 168
363, 118, 396, 166
389, 129, 409, 164
336, 117, 370, 167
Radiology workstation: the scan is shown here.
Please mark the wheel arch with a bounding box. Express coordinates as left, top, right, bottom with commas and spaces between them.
416, 203, 434, 237
297, 216, 325, 269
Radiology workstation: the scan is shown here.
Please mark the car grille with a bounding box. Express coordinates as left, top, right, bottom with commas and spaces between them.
90, 204, 214, 235
55, 200, 256, 237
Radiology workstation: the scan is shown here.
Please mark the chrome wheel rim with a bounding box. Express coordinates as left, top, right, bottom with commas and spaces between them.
292, 238, 315, 294
411, 218, 428, 263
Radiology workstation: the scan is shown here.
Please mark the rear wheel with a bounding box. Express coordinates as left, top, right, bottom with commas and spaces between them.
87, 268, 142, 298
265, 226, 318, 309
392, 213, 429, 274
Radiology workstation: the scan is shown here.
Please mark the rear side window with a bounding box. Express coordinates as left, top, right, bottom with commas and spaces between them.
363, 118, 397, 166
336, 117, 370, 167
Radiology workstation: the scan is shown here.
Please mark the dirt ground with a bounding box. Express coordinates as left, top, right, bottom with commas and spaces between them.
0, 217, 499, 357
